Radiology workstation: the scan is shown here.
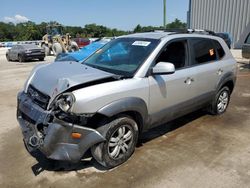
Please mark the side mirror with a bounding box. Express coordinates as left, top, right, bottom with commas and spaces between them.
152, 62, 175, 75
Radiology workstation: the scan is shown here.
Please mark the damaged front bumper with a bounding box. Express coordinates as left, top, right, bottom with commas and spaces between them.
17, 92, 105, 162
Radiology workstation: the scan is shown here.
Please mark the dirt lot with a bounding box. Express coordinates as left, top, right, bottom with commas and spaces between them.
0, 48, 250, 188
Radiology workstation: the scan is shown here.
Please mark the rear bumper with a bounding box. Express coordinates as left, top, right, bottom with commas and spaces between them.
17, 92, 105, 162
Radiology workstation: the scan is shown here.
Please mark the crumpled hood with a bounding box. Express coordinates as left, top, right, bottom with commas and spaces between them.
28, 61, 115, 98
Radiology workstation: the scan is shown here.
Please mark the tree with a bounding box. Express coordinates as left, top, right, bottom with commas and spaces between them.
134, 24, 142, 33
0, 19, 187, 41
132, 18, 187, 33
166, 18, 187, 29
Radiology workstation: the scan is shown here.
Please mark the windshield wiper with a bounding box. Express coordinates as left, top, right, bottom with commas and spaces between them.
112, 75, 132, 80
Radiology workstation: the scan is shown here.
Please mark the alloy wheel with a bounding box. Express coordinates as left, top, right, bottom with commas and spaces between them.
217, 90, 229, 113
108, 125, 133, 159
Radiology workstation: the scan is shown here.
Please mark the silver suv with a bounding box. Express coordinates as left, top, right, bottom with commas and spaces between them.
17, 30, 237, 168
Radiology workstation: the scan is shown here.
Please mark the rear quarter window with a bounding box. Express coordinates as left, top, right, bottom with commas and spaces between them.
213, 40, 225, 59
190, 38, 217, 65
245, 33, 250, 44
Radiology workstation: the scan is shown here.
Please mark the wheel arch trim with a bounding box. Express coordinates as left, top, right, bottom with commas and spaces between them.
97, 97, 148, 130
216, 71, 236, 92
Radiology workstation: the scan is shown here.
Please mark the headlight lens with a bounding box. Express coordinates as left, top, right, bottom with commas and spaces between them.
25, 50, 32, 53
56, 93, 75, 112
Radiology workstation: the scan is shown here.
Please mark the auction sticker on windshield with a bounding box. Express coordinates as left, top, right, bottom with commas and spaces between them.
132, 41, 151, 47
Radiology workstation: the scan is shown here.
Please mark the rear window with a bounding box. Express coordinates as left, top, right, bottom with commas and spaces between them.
190, 38, 217, 65
213, 40, 225, 59
22, 44, 38, 49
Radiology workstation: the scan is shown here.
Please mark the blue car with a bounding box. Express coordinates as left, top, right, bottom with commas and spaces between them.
55, 39, 111, 62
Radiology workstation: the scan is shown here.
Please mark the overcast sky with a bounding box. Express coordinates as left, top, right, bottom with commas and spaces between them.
1, 0, 189, 30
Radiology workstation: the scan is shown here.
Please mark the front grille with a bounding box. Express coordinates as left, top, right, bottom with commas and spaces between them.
27, 85, 50, 110
20, 111, 36, 125
31, 49, 42, 53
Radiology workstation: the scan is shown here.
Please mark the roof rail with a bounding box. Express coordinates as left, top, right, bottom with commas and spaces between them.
154, 28, 188, 33
187, 29, 216, 35
154, 28, 216, 36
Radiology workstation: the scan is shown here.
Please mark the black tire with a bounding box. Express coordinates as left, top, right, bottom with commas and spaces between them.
6, 54, 10, 61
39, 57, 44, 61
91, 115, 138, 168
209, 86, 231, 115
18, 54, 25, 63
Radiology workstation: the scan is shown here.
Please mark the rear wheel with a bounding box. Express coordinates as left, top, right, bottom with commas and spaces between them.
209, 86, 230, 115
91, 116, 138, 168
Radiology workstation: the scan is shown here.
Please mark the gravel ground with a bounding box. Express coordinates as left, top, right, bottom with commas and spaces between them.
0, 48, 250, 188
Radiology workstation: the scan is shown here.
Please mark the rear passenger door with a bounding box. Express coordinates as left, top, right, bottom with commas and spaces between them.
188, 38, 223, 105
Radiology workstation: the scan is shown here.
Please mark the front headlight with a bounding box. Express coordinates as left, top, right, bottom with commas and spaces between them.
25, 50, 32, 53
56, 93, 75, 112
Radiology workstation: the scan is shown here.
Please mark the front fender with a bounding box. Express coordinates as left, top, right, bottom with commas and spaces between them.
97, 97, 148, 127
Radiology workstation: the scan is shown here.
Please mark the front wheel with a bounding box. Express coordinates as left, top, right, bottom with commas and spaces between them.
209, 86, 231, 115
18, 55, 25, 63
6, 54, 10, 61
91, 116, 138, 168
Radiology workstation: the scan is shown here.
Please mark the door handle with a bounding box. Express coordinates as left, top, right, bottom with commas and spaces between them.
184, 77, 194, 85
217, 69, 223, 75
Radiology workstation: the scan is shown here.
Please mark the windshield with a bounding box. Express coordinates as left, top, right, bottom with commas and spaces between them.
23, 44, 39, 49
84, 38, 159, 77
56, 41, 107, 62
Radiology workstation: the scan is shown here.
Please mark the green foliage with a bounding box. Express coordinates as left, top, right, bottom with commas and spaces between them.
83, 24, 127, 38
133, 19, 186, 33
166, 18, 187, 29
0, 19, 186, 41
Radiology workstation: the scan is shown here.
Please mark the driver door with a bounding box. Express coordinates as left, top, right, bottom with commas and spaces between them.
148, 39, 198, 127
9, 46, 16, 60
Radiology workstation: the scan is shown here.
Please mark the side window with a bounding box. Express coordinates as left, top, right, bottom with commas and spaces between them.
190, 38, 217, 65
156, 40, 187, 69
16, 45, 21, 50
245, 33, 250, 44
213, 40, 225, 59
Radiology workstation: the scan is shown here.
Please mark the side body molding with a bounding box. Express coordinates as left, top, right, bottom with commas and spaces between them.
97, 97, 148, 129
